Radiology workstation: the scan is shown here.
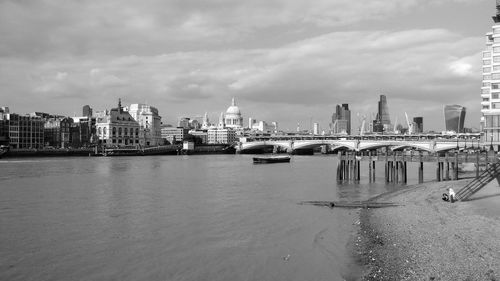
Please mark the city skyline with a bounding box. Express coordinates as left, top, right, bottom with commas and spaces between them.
0, 0, 492, 131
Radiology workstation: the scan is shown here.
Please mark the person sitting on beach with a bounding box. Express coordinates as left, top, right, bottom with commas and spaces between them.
442, 187, 456, 203
448, 187, 456, 203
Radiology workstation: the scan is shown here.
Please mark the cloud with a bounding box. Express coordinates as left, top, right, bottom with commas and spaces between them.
0, 0, 488, 130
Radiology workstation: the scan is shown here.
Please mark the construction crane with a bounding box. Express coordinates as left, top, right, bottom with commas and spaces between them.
405, 112, 413, 135
359, 119, 366, 136
357, 113, 367, 136
331, 119, 338, 134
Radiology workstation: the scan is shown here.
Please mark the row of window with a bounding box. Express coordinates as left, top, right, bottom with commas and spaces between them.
482, 65, 500, 73
484, 115, 500, 128
482, 56, 500, 65
483, 73, 500, 80
108, 139, 140, 144
97, 127, 140, 136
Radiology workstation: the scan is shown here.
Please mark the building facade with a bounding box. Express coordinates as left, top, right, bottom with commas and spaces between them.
161, 127, 189, 144
373, 95, 391, 133
4, 113, 44, 149
207, 128, 236, 144
44, 117, 73, 148
413, 117, 423, 134
71, 116, 96, 147
482, 2, 500, 149
95, 100, 140, 147
0, 107, 9, 146
126, 103, 162, 146
332, 104, 351, 135
444, 105, 466, 133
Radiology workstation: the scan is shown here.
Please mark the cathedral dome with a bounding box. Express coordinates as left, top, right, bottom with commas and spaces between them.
226, 98, 241, 115
224, 97, 243, 129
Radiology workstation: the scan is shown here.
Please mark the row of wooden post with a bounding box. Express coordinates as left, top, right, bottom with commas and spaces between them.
336, 151, 484, 184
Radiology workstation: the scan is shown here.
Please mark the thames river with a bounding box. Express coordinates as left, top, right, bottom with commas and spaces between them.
0, 155, 433, 281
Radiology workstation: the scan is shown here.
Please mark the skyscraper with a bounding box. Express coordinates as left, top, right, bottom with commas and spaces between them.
444, 105, 466, 133
482, 1, 500, 149
413, 117, 423, 134
373, 95, 391, 133
82, 105, 92, 117
331, 104, 351, 134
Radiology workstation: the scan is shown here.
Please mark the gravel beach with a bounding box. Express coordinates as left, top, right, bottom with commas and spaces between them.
356, 178, 500, 281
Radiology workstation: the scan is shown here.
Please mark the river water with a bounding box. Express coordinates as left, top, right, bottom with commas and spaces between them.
0, 155, 436, 281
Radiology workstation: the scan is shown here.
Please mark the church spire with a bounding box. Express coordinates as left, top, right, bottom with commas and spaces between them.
118, 98, 123, 113
231, 97, 235, 106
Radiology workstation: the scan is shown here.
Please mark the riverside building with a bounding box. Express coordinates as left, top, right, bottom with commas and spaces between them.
126, 103, 162, 146
1, 111, 44, 149
95, 99, 140, 147
482, 0, 500, 150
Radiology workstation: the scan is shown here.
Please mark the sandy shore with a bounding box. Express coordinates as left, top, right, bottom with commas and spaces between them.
355, 178, 500, 280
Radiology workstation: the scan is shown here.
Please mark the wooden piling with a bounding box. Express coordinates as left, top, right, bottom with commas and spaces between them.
436, 155, 441, 182
476, 151, 480, 179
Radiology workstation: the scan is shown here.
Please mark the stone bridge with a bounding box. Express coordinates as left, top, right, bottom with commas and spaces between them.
236, 139, 469, 154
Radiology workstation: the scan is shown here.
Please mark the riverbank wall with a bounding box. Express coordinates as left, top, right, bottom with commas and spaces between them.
2, 145, 236, 158
355, 178, 500, 280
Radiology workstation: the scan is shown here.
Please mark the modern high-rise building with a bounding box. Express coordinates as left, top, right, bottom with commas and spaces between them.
444, 105, 466, 133
331, 104, 351, 134
482, 1, 500, 149
82, 105, 93, 117
373, 95, 391, 133
413, 117, 423, 134
313, 122, 320, 135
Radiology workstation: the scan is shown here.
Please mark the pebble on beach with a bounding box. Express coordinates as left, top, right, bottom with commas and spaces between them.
356, 180, 500, 281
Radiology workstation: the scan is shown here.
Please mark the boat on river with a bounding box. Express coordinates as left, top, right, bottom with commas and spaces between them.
253, 155, 291, 164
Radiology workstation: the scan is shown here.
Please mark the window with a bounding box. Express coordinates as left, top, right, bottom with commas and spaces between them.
124, 128, 128, 135
112, 127, 116, 135
494, 47, 500, 53
494, 28, 500, 34
118, 127, 122, 135
483, 88, 491, 94
493, 83, 500, 89
484, 98, 490, 102
484, 75, 492, 80
494, 56, 500, 63
484, 67, 492, 73
103, 127, 107, 135
494, 65, 500, 71
493, 93, 499, 99
484, 82, 492, 87
494, 103, 500, 109
484, 105, 491, 109
493, 73, 500, 80
484, 51, 492, 58
98, 127, 102, 135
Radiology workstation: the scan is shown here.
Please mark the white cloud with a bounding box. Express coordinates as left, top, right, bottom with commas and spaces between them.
0, 0, 489, 130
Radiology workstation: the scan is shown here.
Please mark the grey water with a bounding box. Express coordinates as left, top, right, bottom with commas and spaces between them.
0, 155, 437, 281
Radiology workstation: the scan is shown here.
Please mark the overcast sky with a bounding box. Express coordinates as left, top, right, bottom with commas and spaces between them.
0, 0, 495, 132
